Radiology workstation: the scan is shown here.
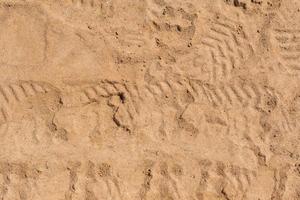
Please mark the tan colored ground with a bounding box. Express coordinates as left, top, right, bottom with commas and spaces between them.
0, 0, 299, 199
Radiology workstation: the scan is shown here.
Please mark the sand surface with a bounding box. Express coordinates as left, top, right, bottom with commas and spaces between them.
0, 0, 299, 199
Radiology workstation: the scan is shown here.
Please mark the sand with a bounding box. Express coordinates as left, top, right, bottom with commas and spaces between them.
0, 0, 299, 199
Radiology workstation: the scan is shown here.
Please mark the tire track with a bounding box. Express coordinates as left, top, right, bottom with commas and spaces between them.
273, 29, 300, 73
140, 78, 279, 110
0, 81, 58, 125
196, 13, 254, 83
66, 0, 106, 9
78, 80, 139, 114
65, 80, 140, 132
196, 158, 257, 199
66, 77, 298, 137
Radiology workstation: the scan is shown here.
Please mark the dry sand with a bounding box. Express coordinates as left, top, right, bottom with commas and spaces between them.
0, 0, 299, 199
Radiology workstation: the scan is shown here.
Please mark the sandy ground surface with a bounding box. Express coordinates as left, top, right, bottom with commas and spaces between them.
0, 0, 299, 199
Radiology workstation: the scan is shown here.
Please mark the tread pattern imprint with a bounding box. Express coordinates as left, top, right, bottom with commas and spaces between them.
0, 0, 300, 200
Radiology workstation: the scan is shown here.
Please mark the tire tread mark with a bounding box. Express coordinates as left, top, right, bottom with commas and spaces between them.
8, 85, 20, 102
198, 14, 254, 83
0, 81, 56, 125
274, 28, 300, 73
21, 82, 36, 96
0, 108, 8, 123
228, 84, 243, 104
0, 86, 9, 104
198, 158, 257, 197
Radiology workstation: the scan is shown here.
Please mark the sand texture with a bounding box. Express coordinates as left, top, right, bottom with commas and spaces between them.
0, 0, 300, 199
